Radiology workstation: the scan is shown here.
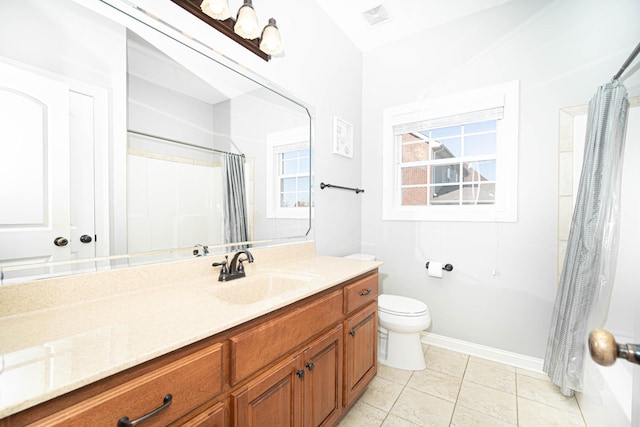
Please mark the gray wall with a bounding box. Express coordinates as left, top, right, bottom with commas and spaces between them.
361, 0, 640, 358
128, 0, 640, 359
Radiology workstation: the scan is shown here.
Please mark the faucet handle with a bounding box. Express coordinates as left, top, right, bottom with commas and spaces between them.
237, 258, 248, 273
212, 256, 229, 274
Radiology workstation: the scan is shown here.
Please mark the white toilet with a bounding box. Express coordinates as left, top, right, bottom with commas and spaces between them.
378, 294, 431, 370
345, 254, 432, 371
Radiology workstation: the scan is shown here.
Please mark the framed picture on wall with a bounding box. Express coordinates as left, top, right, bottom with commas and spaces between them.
332, 116, 353, 158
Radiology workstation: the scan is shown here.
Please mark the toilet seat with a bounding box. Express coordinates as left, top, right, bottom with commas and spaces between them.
378, 294, 428, 317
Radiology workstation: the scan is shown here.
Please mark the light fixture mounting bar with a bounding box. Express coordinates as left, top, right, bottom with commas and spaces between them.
170, 0, 270, 61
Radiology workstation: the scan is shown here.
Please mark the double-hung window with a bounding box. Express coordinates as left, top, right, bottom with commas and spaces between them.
382, 81, 519, 222
266, 127, 313, 219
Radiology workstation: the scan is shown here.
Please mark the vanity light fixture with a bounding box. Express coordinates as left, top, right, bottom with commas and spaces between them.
233, 0, 260, 40
200, 0, 231, 20
259, 18, 283, 56
173, 0, 282, 61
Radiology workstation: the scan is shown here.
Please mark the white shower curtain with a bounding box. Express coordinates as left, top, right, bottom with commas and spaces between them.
544, 81, 628, 396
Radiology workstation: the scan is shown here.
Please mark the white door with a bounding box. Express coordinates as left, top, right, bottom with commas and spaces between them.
625, 105, 640, 426
0, 60, 71, 271
606, 104, 640, 426
0, 60, 105, 283
578, 100, 640, 426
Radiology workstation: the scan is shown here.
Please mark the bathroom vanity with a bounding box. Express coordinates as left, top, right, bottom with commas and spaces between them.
0, 3, 374, 425
0, 242, 381, 426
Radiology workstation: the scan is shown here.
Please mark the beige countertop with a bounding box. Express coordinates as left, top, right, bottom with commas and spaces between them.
0, 241, 382, 418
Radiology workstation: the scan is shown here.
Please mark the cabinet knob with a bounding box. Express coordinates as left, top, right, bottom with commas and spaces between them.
305, 362, 314, 371
296, 369, 305, 379
80, 234, 93, 243
349, 329, 356, 337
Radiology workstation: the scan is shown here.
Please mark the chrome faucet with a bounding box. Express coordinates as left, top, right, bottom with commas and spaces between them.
212, 249, 254, 282
193, 244, 209, 257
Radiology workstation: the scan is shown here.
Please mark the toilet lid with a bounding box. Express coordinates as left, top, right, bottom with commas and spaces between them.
378, 294, 428, 316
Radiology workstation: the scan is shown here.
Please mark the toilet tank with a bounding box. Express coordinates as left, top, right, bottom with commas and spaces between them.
344, 253, 376, 261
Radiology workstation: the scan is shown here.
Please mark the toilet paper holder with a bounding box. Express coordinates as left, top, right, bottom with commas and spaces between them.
425, 262, 454, 272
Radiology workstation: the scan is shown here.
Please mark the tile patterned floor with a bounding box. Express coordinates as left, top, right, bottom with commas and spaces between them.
338, 345, 586, 427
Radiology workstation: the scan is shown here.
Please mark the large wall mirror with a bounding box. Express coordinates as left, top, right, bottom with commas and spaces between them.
0, 0, 312, 284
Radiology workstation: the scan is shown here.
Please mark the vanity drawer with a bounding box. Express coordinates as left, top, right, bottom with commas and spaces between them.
229, 290, 342, 385
344, 272, 378, 314
27, 343, 224, 427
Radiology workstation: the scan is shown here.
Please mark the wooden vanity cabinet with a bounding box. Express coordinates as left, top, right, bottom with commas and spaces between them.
343, 272, 379, 408
343, 302, 377, 407
231, 325, 343, 427
4, 270, 379, 427
229, 271, 378, 426
229, 289, 344, 427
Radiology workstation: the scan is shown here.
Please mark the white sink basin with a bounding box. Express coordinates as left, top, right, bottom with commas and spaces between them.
209, 273, 316, 305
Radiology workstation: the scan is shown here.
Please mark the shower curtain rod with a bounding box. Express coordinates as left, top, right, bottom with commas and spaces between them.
127, 129, 244, 157
612, 41, 640, 81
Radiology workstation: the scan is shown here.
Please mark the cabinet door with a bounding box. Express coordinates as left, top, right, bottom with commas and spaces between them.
343, 302, 378, 408
303, 326, 343, 427
179, 400, 227, 427
232, 356, 303, 427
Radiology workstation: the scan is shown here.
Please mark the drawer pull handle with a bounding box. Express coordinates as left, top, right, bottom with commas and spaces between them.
118, 394, 172, 427
359, 288, 372, 296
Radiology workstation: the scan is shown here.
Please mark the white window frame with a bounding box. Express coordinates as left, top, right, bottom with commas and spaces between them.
382, 81, 519, 222
266, 127, 312, 219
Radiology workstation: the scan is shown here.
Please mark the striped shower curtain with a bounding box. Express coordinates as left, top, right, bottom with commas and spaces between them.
544, 81, 628, 396
222, 152, 249, 248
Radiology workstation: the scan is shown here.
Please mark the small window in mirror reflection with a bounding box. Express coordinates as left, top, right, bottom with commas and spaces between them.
280, 149, 311, 208
267, 128, 313, 219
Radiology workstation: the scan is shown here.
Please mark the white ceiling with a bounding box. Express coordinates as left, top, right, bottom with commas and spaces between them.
313, 0, 514, 52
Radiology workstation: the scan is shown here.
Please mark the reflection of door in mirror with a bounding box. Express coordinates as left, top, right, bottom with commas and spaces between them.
0, 60, 108, 283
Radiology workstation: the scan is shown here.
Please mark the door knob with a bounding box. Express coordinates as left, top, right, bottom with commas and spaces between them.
54, 237, 69, 247
588, 329, 640, 366
80, 234, 93, 243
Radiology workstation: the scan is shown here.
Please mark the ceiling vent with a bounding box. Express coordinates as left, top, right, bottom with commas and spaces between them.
362, 4, 392, 27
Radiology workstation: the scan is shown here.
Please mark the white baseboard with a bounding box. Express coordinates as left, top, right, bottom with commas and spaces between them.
421, 332, 544, 373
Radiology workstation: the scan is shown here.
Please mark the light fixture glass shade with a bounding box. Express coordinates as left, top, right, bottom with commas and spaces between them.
234, 0, 260, 40
259, 18, 283, 56
200, 0, 231, 20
